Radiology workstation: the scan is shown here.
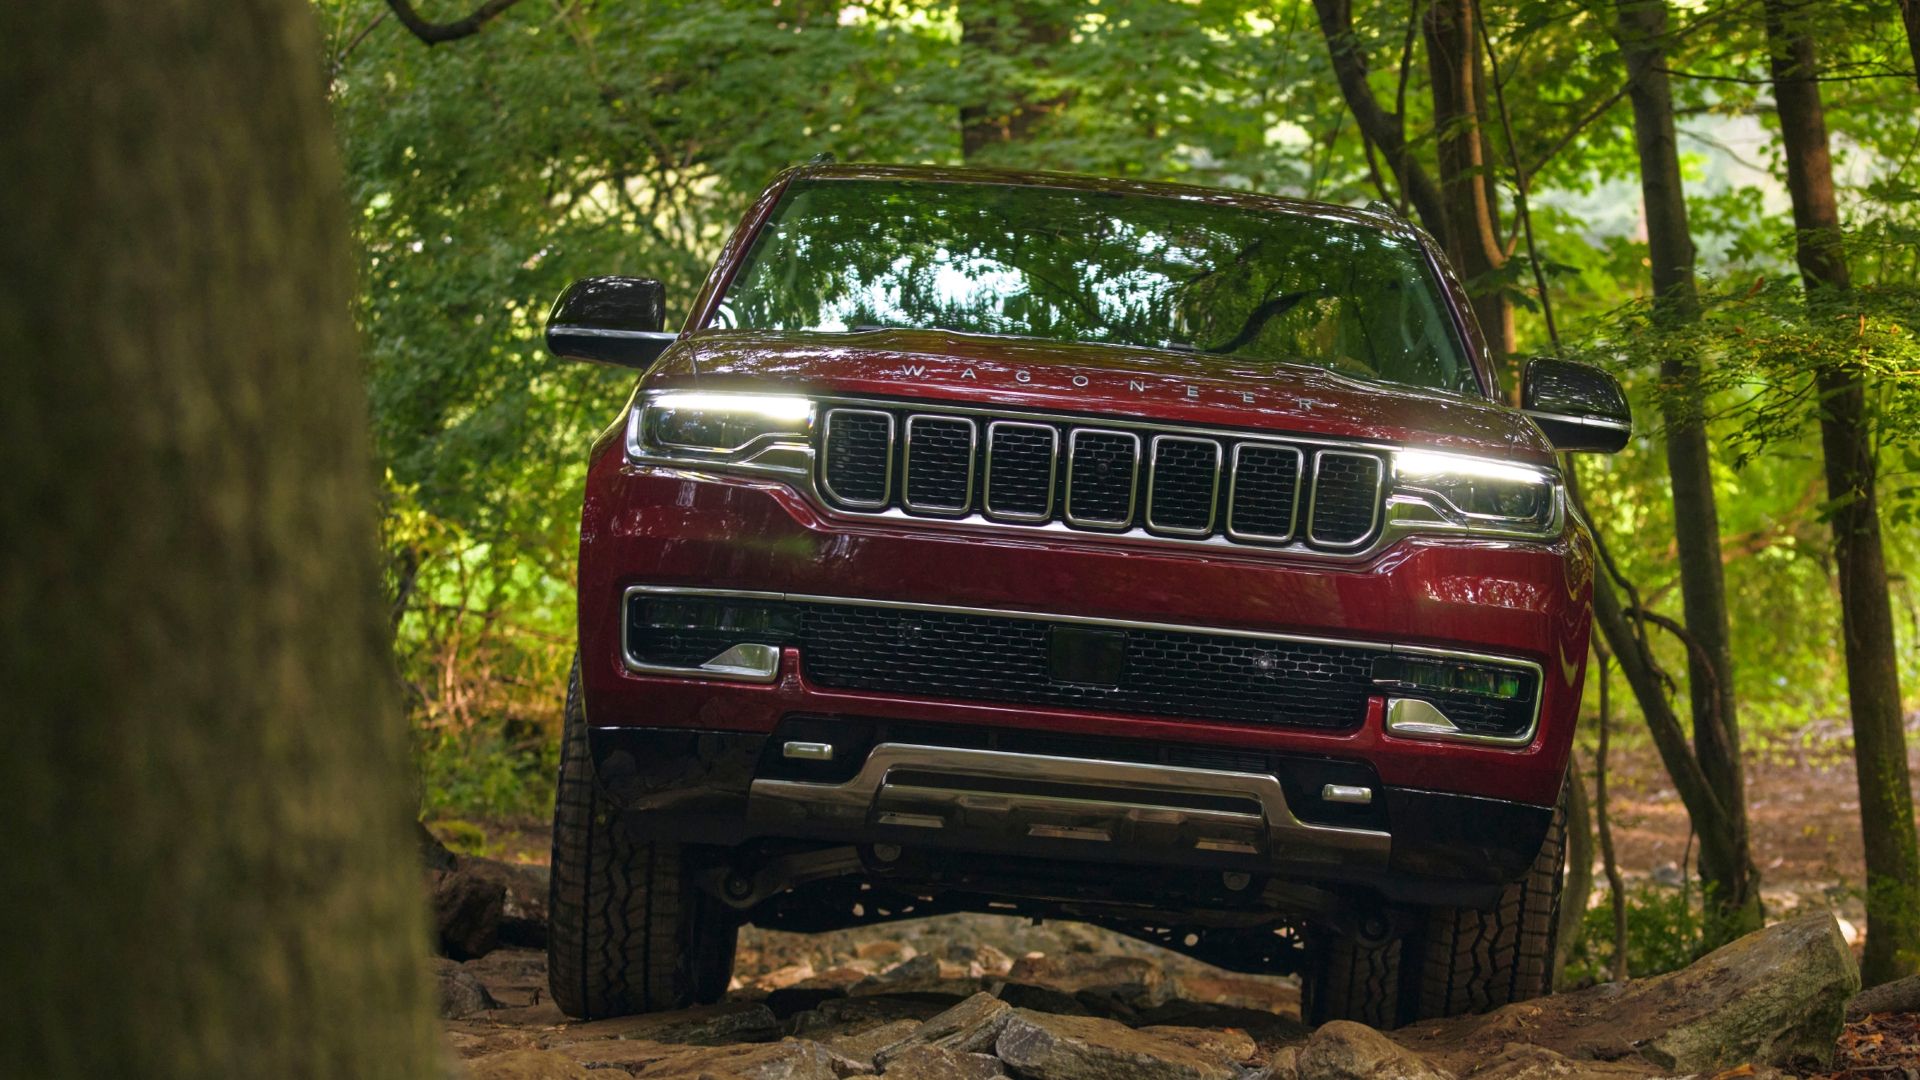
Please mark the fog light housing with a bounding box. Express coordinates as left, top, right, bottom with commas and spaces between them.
1372, 656, 1524, 700
624, 592, 799, 682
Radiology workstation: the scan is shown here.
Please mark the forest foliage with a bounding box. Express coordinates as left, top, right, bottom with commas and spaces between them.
313, 0, 1920, 823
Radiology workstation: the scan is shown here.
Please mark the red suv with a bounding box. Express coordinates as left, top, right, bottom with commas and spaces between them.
542, 164, 1629, 1028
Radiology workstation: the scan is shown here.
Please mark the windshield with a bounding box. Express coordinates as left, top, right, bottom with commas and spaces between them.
713, 178, 1477, 394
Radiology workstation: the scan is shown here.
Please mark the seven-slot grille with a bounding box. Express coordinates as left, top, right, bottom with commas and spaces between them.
817, 405, 1386, 549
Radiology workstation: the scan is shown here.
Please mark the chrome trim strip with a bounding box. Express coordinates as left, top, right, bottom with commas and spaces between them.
749, 742, 1392, 861
1306, 449, 1387, 550
818, 408, 896, 511
1383, 695, 1535, 748
902, 414, 978, 516
782, 741, 835, 761
1144, 434, 1223, 537
1322, 783, 1374, 805
1523, 410, 1630, 432
619, 584, 1545, 746
1064, 428, 1141, 529
983, 420, 1059, 523
1225, 442, 1304, 544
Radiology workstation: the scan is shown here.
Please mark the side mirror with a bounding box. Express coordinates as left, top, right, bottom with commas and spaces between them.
1521, 357, 1632, 454
545, 276, 677, 369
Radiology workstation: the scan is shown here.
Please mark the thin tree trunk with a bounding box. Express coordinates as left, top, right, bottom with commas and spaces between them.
1557, 748, 1596, 985
959, 0, 1073, 161
0, 1, 442, 1075
1899, 0, 1920, 91
1423, 0, 1515, 374
1309, 0, 1448, 233
1594, 651, 1631, 982
1615, 0, 1760, 941
1763, 0, 1920, 986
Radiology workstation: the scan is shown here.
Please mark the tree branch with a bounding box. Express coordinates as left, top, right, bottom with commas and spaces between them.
1310, 0, 1448, 233
385, 0, 526, 45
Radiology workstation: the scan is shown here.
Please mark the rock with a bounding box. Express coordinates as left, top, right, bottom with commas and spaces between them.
549, 1038, 685, 1071
823, 1019, 921, 1064
1256, 1045, 1301, 1080
1139, 1025, 1259, 1064
1404, 914, 1859, 1074
857, 941, 916, 965
875, 992, 1015, 1063
1167, 973, 1301, 1016
768, 986, 852, 1019
1296, 1021, 1451, 1080
562, 1001, 783, 1045
993, 1008, 1242, 1080
632, 1039, 847, 1079
849, 953, 978, 998
1848, 973, 1920, 1020
435, 959, 500, 1019
992, 981, 1097, 1017
431, 864, 506, 960
879, 1045, 1006, 1079
1458, 1044, 1648, 1080
466, 1049, 594, 1080
454, 856, 550, 949
1134, 1002, 1309, 1045
1008, 954, 1171, 1010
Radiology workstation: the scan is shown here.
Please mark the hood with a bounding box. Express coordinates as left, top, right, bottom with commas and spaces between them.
644, 329, 1554, 464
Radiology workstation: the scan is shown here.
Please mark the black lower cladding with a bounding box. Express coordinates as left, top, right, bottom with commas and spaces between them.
588, 721, 1553, 891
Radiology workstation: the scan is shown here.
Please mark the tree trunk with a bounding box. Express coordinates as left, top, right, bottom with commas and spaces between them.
1614, 0, 1760, 941
1763, 0, 1920, 986
1309, 0, 1448, 234
1900, 0, 1920, 92
959, 0, 1074, 161
0, 1, 442, 1075
1423, 0, 1515, 374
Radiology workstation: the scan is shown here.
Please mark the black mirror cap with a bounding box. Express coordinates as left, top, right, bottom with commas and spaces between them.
1521, 357, 1632, 454
545, 276, 676, 369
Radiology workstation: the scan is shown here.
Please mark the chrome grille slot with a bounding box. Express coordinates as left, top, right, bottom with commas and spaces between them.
1066, 429, 1140, 528
1145, 435, 1222, 535
1309, 450, 1385, 546
1228, 443, 1303, 542
984, 421, 1058, 521
820, 409, 894, 509
903, 415, 976, 515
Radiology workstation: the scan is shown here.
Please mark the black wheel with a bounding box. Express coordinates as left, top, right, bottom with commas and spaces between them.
1302, 782, 1567, 1029
547, 658, 737, 1019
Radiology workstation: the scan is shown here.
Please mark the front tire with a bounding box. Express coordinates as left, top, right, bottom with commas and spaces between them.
1302, 782, 1567, 1029
547, 659, 737, 1019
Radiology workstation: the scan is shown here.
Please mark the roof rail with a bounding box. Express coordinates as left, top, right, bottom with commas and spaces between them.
807, 152, 837, 165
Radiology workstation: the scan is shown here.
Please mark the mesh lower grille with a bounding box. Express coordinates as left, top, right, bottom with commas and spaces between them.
798, 603, 1377, 729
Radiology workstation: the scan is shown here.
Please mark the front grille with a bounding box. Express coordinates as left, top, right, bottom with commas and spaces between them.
797, 604, 1377, 729
622, 591, 1541, 740
815, 404, 1387, 550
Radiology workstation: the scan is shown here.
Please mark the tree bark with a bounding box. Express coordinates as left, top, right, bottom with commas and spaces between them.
1423, 0, 1514, 369
1614, 0, 1760, 941
1309, 0, 1448, 233
1900, 0, 1920, 91
959, 0, 1074, 161
1763, 0, 1920, 985
0, 1, 442, 1075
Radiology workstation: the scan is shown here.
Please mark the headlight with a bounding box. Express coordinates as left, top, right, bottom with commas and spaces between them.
633, 392, 814, 455
1391, 449, 1558, 534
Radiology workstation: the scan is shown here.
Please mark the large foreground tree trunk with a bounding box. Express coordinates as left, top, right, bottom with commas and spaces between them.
0, 1, 443, 1074
1614, 0, 1760, 942
1763, 0, 1920, 985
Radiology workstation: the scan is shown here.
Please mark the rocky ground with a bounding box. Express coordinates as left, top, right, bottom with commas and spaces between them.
427, 848, 1920, 1080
